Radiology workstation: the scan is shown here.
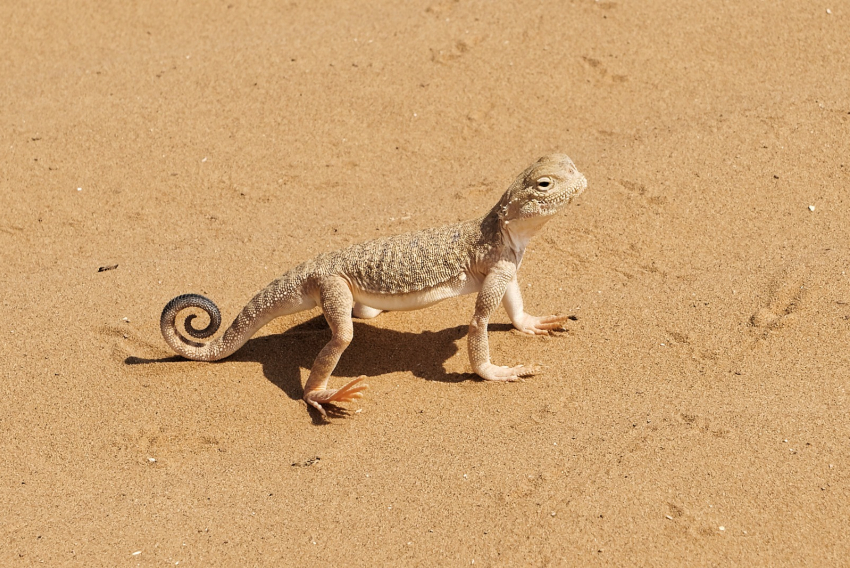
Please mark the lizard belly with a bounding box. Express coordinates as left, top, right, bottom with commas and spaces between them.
352, 272, 481, 312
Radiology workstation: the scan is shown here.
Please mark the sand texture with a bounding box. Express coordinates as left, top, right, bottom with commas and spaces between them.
2, 1, 849, 565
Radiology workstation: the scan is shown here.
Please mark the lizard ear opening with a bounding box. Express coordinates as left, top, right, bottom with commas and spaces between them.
495, 188, 513, 220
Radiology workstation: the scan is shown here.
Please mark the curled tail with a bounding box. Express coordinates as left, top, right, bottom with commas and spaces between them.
161, 293, 271, 362
163, 294, 222, 339
160, 294, 234, 361
160, 273, 316, 362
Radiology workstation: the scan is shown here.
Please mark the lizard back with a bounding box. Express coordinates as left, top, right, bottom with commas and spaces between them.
305, 214, 501, 294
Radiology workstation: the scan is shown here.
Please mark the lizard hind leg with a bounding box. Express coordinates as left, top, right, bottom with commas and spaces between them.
303, 277, 369, 417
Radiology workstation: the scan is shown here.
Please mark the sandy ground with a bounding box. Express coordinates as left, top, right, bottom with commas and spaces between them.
1, 1, 849, 565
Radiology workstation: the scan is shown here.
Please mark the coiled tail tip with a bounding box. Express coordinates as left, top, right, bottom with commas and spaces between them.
160, 294, 223, 357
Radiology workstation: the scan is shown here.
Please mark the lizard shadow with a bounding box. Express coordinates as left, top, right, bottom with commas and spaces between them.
127, 315, 517, 405
229, 315, 496, 401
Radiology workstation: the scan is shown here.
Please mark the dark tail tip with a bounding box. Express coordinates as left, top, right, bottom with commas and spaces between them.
161, 294, 222, 339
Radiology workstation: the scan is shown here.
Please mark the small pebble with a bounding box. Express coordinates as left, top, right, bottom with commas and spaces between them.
719, 526, 725, 531
808, 205, 815, 211
148, 457, 156, 463
665, 515, 673, 520
132, 551, 142, 556
826, 8, 832, 14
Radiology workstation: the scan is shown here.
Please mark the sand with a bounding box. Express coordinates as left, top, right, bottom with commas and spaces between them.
2, 0, 849, 565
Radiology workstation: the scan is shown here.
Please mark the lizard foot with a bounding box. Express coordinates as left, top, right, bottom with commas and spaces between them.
515, 314, 570, 335
304, 376, 369, 417
475, 362, 539, 382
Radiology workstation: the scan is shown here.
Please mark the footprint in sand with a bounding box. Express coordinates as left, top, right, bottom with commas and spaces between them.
750, 262, 807, 329
97, 323, 165, 363
581, 55, 629, 84
112, 427, 222, 464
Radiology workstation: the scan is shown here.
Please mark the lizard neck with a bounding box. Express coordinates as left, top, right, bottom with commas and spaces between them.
498, 214, 549, 266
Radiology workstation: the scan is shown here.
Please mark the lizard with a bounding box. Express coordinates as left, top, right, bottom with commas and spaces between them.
160, 154, 587, 416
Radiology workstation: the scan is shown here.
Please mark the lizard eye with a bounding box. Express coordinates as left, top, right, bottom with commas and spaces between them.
536, 177, 553, 191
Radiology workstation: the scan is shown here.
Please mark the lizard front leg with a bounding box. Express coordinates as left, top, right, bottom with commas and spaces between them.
468, 261, 536, 381
502, 275, 570, 335
303, 276, 368, 417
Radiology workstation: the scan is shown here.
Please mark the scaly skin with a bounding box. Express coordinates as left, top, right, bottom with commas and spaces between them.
160, 154, 587, 416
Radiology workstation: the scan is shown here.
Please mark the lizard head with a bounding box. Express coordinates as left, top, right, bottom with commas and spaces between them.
496, 154, 586, 226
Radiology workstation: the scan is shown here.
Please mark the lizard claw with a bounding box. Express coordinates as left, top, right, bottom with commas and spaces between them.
304, 376, 369, 417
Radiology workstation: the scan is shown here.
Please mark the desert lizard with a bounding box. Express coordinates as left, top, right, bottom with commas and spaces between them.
161, 154, 587, 416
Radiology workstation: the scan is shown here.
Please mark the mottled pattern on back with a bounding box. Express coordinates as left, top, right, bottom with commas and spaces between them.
311, 215, 501, 294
